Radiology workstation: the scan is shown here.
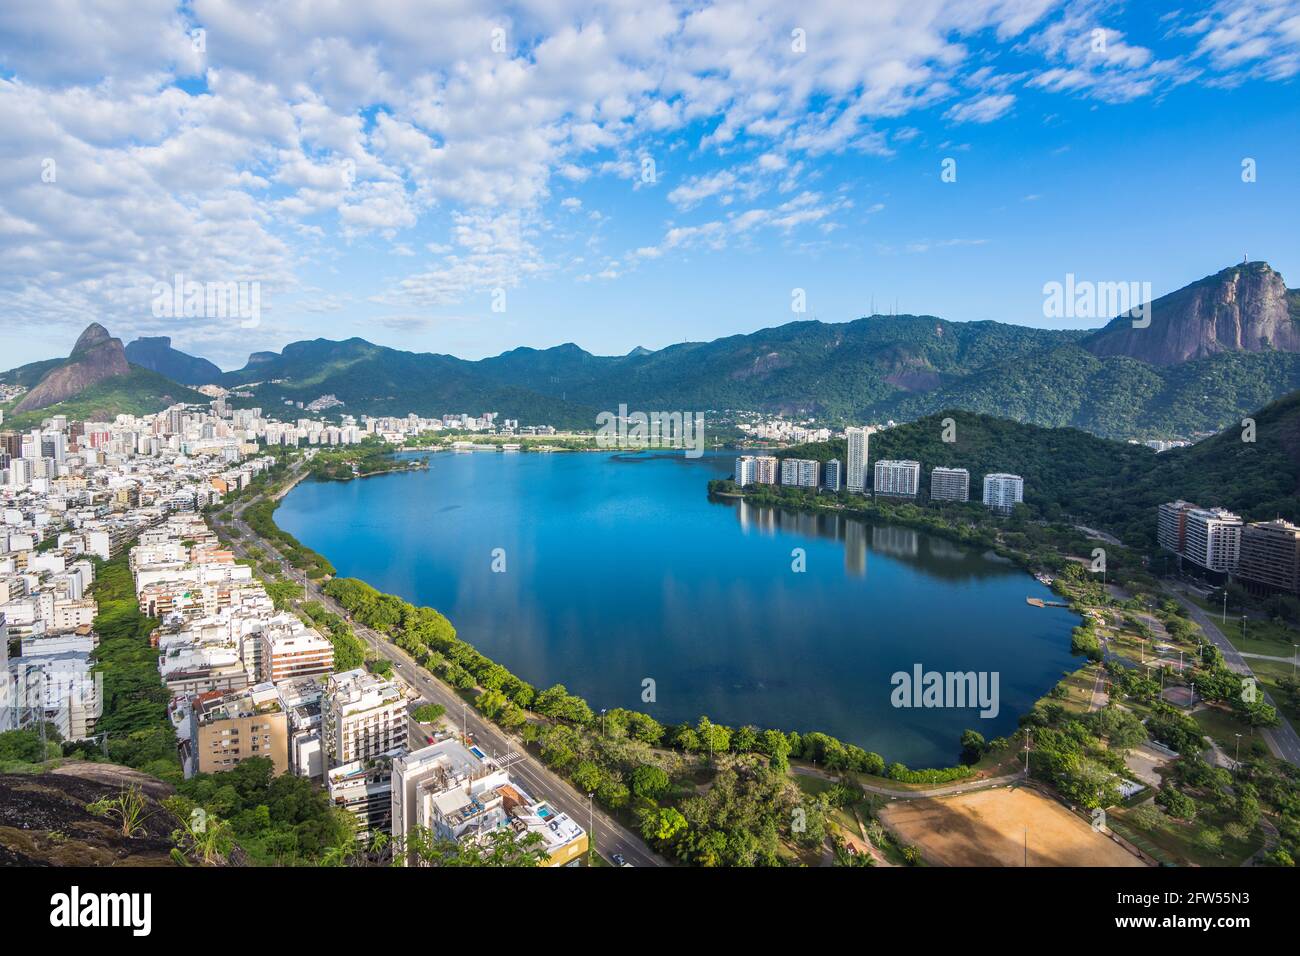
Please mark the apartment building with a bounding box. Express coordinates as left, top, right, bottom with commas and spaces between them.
845, 427, 870, 493
138, 578, 273, 618
322, 668, 407, 768
982, 473, 1025, 515
45, 598, 96, 632
734, 455, 756, 487
929, 466, 970, 502
874, 460, 921, 498
7, 638, 100, 740
823, 458, 841, 492
392, 740, 588, 867
277, 676, 325, 780
1181, 507, 1243, 574
734, 455, 779, 487
1236, 519, 1300, 595
1157, 500, 1196, 555
185, 681, 288, 778
260, 619, 334, 682
327, 750, 401, 837
779, 457, 820, 489
160, 627, 250, 697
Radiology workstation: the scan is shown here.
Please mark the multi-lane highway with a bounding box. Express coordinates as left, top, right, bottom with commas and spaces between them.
222, 463, 667, 867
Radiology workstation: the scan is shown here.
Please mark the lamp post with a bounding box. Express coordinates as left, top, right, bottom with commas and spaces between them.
1235, 733, 1242, 773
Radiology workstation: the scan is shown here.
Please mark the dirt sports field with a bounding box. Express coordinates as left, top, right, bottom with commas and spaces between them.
878, 786, 1147, 867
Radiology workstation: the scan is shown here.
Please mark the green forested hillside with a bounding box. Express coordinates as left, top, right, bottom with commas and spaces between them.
885, 346, 1300, 438
776, 391, 1300, 552
215, 314, 1300, 440
221, 337, 598, 426
0, 367, 206, 429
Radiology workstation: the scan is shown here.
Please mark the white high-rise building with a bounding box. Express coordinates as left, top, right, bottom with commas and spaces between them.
874, 460, 920, 497
780, 458, 820, 488
983, 473, 1024, 514
734, 456, 756, 487
322, 669, 407, 769
845, 427, 870, 493
929, 467, 970, 502
1182, 507, 1242, 573
734, 455, 777, 486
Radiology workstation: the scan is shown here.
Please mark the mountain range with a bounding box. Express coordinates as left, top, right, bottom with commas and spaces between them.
125, 336, 223, 385
1, 324, 204, 428
3, 261, 1299, 440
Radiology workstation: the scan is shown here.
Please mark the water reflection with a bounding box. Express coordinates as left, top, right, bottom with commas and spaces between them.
726, 497, 1012, 583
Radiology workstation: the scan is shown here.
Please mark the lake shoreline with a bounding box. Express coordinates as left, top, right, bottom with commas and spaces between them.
277, 451, 1082, 767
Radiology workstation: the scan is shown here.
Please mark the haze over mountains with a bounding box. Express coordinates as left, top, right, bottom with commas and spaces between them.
4, 261, 1299, 440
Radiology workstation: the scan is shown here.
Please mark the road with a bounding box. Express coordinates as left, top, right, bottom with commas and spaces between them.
221, 462, 668, 868
1241, 651, 1300, 665
1167, 587, 1300, 766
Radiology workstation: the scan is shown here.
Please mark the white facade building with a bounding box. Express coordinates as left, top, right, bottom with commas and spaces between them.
982, 473, 1025, 514
874, 460, 920, 497
1182, 507, 1242, 573
845, 427, 870, 493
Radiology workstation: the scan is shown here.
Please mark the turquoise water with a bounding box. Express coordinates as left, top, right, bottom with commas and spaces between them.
278, 450, 1078, 766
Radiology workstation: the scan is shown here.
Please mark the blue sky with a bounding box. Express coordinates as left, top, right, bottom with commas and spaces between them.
1, 0, 1297, 370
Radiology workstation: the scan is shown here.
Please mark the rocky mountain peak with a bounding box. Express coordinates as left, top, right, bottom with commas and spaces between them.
14, 322, 130, 412
1084, 261, 1300, 366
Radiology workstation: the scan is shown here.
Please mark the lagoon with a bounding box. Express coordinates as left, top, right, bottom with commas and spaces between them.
278, 450, 1078, 766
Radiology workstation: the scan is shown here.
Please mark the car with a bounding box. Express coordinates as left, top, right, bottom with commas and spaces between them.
610, 853, 626, 867
425, 735, 435, 744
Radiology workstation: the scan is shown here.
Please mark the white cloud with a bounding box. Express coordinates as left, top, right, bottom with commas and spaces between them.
944, 92, 1017, 123
0, 0, 1295, 356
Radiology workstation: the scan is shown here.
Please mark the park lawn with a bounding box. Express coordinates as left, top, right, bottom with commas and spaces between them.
1046, 664, 1101, 715
1189, 595, 1300, 657
788, 761, 942, 794
969, 744, 1026, 777
1110, 803, 1263, 867
1107, 631, 1155, 668
1192, 706, 1259, 755
792, 772, 836, 797
1243, 657, 1300, 723
793, 776, 867, 840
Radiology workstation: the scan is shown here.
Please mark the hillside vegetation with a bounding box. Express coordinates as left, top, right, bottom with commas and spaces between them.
776, 390, 1300, 551
1, 366, 206, 430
